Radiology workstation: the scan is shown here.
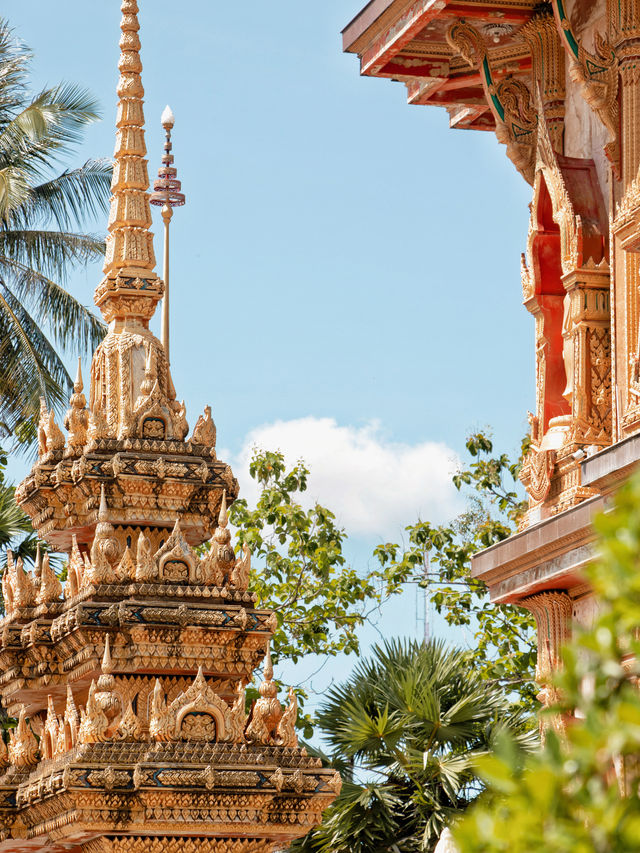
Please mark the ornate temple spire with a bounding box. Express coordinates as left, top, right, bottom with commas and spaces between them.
95, 0, 162, 324
105, 0, 155, 277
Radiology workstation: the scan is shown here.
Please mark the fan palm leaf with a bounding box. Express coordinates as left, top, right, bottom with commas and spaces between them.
295, 638, 537, 852
0, 481, 30, 548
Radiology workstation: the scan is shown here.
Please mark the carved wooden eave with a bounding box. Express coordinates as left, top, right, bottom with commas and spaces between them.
343, 1, 540, 133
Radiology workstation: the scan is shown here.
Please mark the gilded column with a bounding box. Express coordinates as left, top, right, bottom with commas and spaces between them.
521, 591, 573, 732
563, 267, 612, 446
609, 0, 640, 433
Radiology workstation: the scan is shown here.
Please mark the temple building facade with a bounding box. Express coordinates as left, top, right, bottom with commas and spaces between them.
343, 0, 640, 709
0, 2, 340, 851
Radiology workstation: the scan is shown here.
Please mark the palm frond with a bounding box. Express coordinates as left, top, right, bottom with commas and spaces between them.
0, 164, 30, 219
0, 283, 70, 430
0, 20, 30, 122
0, 256, 105, 352
6, 158, 112, 231
0, 21, 105, 452
0, 229, 104, 282
0, 83, 102, 173
0, 483, 31, 548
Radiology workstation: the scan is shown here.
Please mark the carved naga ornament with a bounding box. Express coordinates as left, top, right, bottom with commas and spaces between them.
447, 20, 538, 184
551, 0, 620, 176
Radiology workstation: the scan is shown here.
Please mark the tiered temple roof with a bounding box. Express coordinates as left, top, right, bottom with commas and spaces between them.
2, 3, 340, 851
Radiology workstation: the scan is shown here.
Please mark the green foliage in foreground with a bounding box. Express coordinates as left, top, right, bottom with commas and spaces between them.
374, 432, 537, 712
455, 471, 640, 852
291, 638, 536, 853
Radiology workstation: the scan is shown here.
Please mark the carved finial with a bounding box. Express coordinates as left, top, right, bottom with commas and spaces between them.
116, 701, 144, 742
245, 641, 283, 745
64, 685, 80, 750
202, 489, 234, 586
231, 542, 251, 591
8, 707, 39, 767
264, 641, 274, 683
276, 686, 299, 748
33, 544, 42, 582
89, 487, 119, 584
194, 665, 206, 688
149, 678, 171, 742
45, 410, 65, 454
64, 359, 88, 455
227, 682, 247, 744
12, 555, 35, 610
99, 485, 108, 522
191, 405, 216, 448
78, 681, 109, 744
37, 551, 62, 606
66, 535, 83, 598
116, 545, 136, 582
43, 695, 60, 760
135, 531, 155, 582
95, 635, 120, 732
74, 359, 83, 393
218, 489, 228, 529
101, 634, 114, 675
41, 694, 51, 719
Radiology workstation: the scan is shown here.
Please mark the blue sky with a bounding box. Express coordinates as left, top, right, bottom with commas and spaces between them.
4, 1, 534, 699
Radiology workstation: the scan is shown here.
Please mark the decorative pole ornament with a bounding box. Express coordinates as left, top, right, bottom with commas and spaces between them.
150, 104, 185, 364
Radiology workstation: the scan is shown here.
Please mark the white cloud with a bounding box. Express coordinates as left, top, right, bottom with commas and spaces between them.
229, 417, 462, 541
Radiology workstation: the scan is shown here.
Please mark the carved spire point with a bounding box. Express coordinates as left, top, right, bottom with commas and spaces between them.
99, 485, 108, 522
101, 634, 114, 675
218, 489, 228, 528
74, 358, 83, 393
264, 641, 274, 683
34, 543, 42, 582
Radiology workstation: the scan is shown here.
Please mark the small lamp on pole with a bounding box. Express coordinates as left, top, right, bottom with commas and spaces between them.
150, 105, 185, 364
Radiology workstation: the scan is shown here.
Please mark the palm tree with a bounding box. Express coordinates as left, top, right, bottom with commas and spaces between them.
0, 447, 33, 568
292, 638, 536, 853
0, 18, 111, 445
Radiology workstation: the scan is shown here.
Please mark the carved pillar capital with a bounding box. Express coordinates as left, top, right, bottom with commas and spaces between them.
521, 590, 572, 701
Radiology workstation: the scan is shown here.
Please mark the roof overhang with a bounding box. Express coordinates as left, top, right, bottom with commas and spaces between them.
343, 0, 539, 132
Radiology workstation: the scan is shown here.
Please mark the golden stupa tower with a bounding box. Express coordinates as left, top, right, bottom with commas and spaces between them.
5, 3, 340, 851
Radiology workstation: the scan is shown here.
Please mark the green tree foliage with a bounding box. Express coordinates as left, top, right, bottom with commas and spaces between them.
290, 638, 536, 853
228, 448, 414, 734
0, 447, 36, 569
0, 18, 110, 443
373, 433, 538, 710
455, 471, 640, 852
229, 449, 409, 666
